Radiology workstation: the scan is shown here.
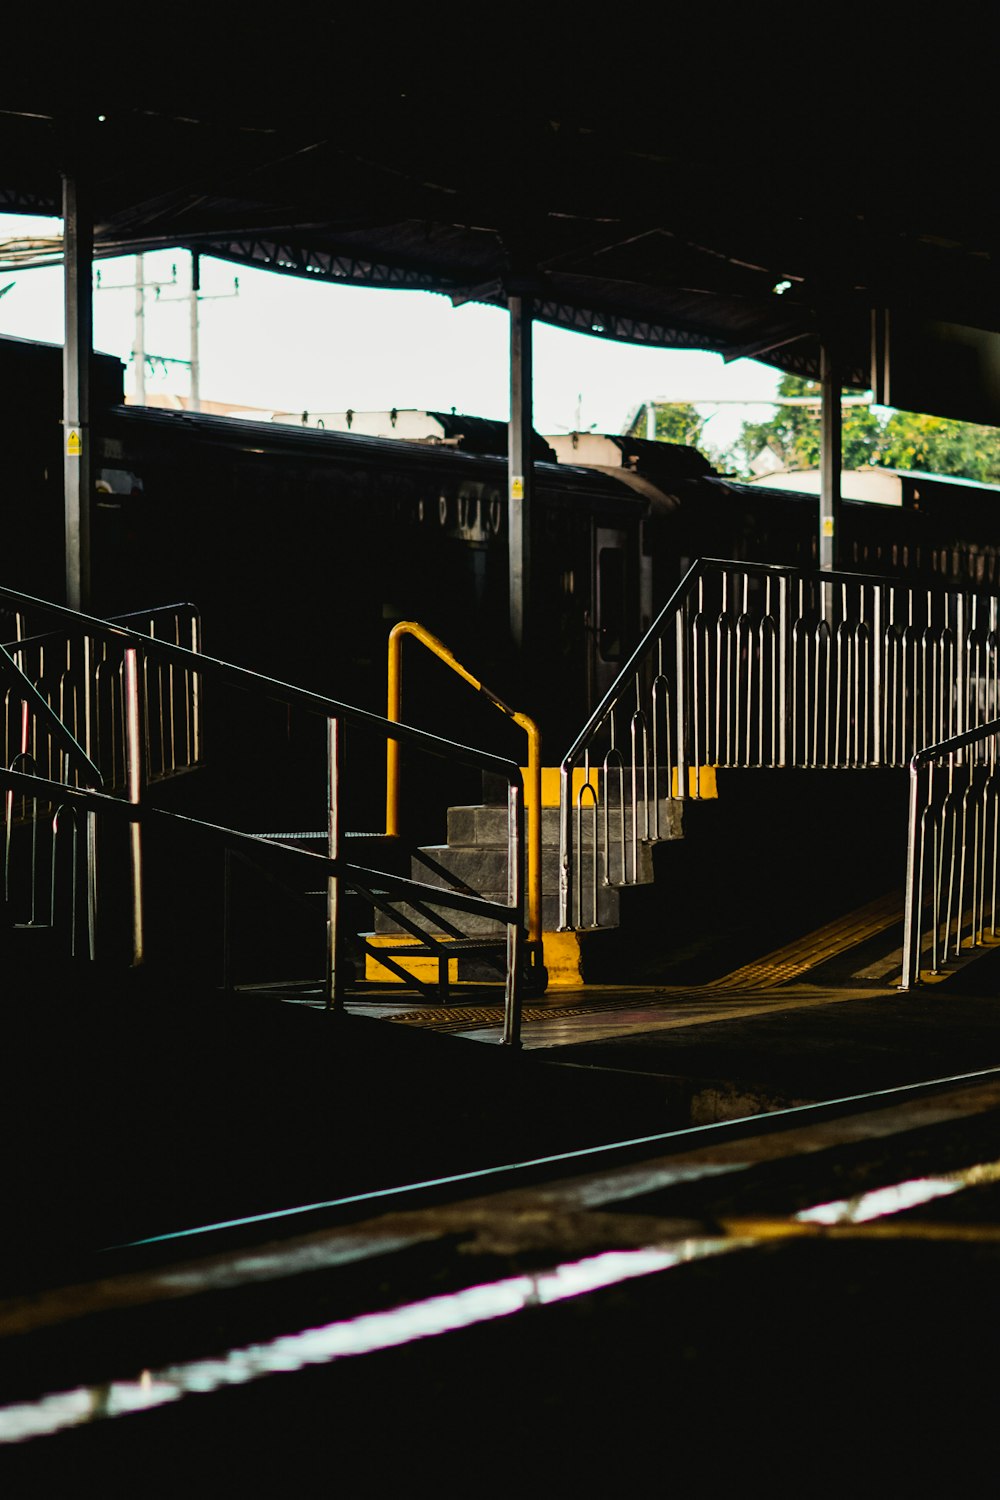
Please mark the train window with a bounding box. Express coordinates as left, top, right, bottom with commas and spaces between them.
598, 546, 625, 661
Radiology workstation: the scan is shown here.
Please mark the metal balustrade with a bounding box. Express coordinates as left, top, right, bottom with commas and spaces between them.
3, 602, 202, 795
0, 584, 526, 1040
901, 718, 1000, 988
559, 558, 1000, 932
1, 601, 202, 957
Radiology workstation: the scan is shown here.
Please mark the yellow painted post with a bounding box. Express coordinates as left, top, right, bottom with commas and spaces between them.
515, 712, 542, 946
384, 619, 543, 952
386, 626, 403, 837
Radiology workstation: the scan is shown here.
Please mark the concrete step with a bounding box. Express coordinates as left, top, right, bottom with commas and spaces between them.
374, 885, 621, 938
446, 798, 683, 849
414, 837, 658, 897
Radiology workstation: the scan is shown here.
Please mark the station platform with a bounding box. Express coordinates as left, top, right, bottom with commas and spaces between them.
6, 881, 1000, 1266
339, 887, 1000, 1119
4, 896, 1000, 1483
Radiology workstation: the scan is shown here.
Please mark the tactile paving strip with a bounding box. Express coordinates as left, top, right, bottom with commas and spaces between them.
715, 891, 903, 989
383, 987, 808, 1034
379, 892, 909, 1034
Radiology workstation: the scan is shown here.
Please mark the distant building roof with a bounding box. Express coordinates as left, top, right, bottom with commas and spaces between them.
545, 431, 716, 480
130, 393, 276, 420
745, 465, 1000, 505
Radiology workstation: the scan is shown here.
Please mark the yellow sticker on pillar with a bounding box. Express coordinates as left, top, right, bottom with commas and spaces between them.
511, 475, 524, 500
66, 429, 82, 457
822, 517, 835, 537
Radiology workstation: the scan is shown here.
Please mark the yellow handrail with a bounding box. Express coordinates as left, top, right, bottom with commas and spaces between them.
386, 621, 542, 947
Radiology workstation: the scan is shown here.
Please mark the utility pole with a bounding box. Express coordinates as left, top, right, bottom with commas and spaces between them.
176, 253, 239, 409
96, 251, 236, 408
133, 254, 146, 403
189, 252, 201, 412
96, 256, 178, 402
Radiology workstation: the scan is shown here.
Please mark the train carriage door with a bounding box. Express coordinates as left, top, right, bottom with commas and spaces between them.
591, 524, 630, 703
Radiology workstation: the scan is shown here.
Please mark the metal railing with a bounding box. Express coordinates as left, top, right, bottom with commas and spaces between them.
385, 620, 543, 953
1, 635, 104, 955
1, 600, 202, 955
3, 601, 202, 794
0, 585, 526, 1042
560, 558, 1000, 931
901, 717, 1000, 988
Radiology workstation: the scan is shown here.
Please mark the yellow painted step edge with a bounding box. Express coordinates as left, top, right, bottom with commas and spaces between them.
365, 930, 586, 988
520, 765, 717, 808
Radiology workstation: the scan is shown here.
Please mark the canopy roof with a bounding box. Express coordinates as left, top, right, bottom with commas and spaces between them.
3, 29, 995, 418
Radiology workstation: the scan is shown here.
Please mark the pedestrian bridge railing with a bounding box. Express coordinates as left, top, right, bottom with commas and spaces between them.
0, 583, 526, 1041
559, 558, 1000, 931
901, 717, 1000, 988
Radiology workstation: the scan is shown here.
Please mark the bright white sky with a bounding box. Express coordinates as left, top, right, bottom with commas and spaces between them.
0, 214, 781, 452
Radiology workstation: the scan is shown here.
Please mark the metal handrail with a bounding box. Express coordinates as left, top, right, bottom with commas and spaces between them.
3, 600, 202, 655
0, 583, 527, 1038
385, 620, 543, 948
3, 599, 203, 797
0, 758, 526, 1044
900, 714, 1000, 989
560, 558, 793, 929
0, 637, 102, 789
0, 581, 518, 780
559, 556, 1000, 932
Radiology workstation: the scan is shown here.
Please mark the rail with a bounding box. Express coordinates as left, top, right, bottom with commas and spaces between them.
3, 601, 203, 794
1, 599, 201, 955
0, 634, 104, 958
386, 620, 542, 949
560, 558, 1000, 930
0, 760, 525, 1043
0, 584, 525, 1040
901, 716, 1000, 989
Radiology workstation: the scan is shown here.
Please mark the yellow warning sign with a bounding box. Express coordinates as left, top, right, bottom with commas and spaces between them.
510, 475, 524, 501
66, 429, 82, 457
822, 516, 835, 537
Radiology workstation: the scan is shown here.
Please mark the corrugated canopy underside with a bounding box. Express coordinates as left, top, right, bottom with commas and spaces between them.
1, 28, 995, 404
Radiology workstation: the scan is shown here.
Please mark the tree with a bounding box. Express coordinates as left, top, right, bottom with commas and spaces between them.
627, 401, 708, 449
875, 411, 1000, 482
723, 373, 1000, 484
727, 374, 881, 474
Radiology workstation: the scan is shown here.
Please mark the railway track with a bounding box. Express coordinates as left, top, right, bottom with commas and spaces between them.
6, 1066, 1000, 1482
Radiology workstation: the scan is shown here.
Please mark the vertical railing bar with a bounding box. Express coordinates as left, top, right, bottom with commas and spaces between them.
124, 647, 145, 968
326, 715, 343, 1014
503, 777, 524, 1048
675, 605, 688, 801
901, 757, 923, 989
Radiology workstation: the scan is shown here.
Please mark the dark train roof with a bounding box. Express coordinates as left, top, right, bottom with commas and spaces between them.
0, 333, 124, 413
424, 412, 556, 464
102, 403, 647, 512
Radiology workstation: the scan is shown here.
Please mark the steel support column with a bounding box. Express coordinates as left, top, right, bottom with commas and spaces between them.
190, 252, 201, 412
508, 294, 533, 649
819, 342, 841, 573
62, 172, 92, 610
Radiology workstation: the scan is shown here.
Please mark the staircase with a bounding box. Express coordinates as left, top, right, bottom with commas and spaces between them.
366, 770, 685, 989
368, 558, 1000, 997
0, 586, 529, 1040
556, 558, 1000, 991
7, 560, 999, 1017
